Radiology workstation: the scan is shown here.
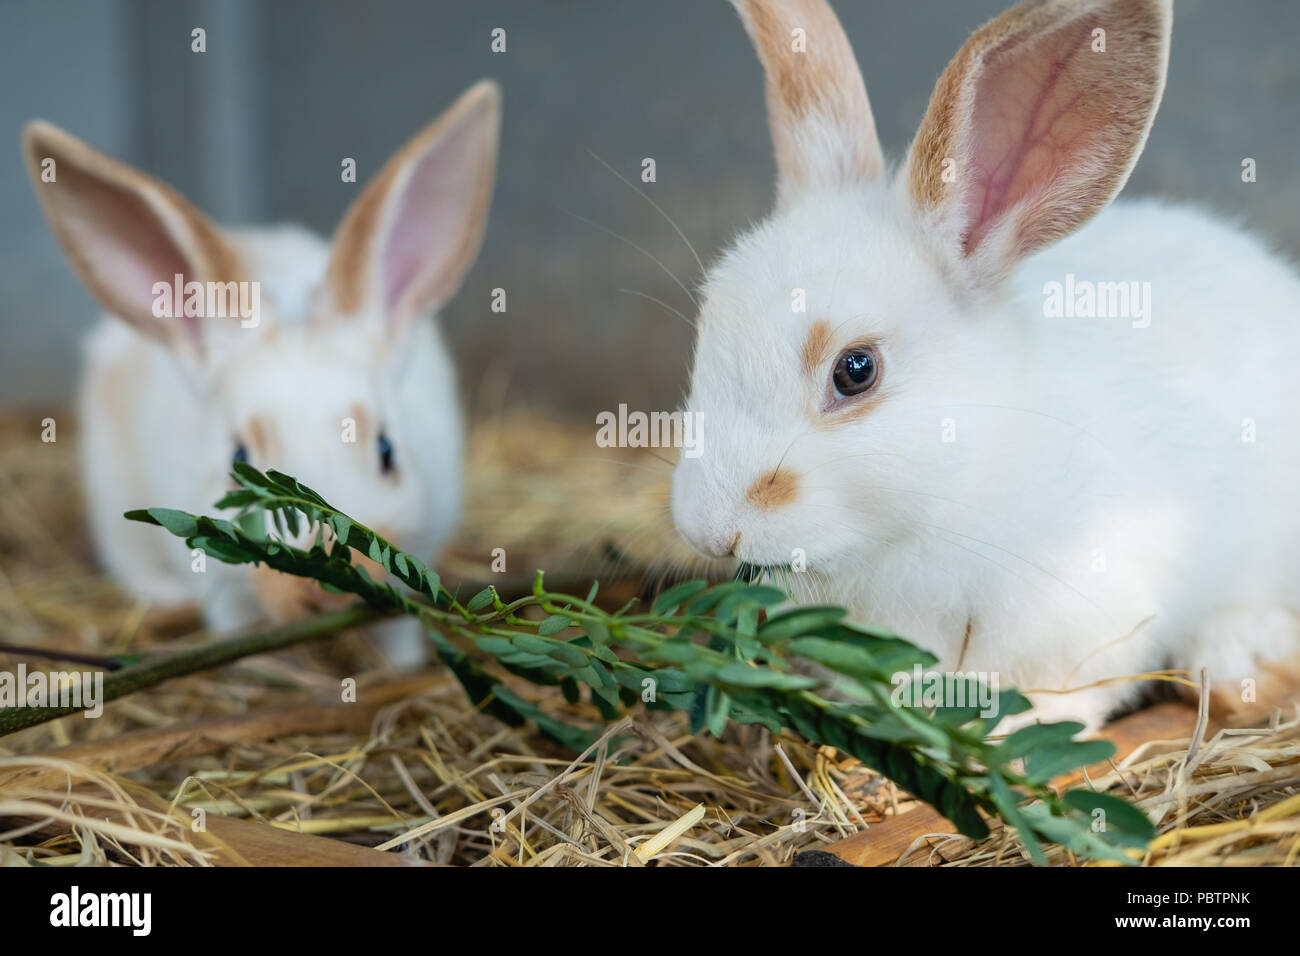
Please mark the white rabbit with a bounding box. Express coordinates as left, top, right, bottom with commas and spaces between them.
671, 0, 1300, 732
24, 81, 501, 667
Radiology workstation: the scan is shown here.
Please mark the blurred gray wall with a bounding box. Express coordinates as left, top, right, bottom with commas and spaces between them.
3, 0, 1299, 419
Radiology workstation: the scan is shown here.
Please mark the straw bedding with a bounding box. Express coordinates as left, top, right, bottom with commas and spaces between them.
1, 408, 1297, 866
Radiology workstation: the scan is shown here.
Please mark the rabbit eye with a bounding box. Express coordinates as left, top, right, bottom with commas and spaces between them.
832, 348, 880, 397
377, 432, 395, 474
232, 443, 249, 467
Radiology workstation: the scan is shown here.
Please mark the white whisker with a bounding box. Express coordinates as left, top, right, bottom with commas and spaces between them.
585, 147, 705, 277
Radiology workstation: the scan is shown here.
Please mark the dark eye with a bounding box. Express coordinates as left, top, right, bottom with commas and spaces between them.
832, 348, 880, 397
232, 443, 249, 467
377, 432, 395, 474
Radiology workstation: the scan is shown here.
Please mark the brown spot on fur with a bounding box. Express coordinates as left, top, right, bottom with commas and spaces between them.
818, 389, 888, 429
243, 414, 285, 467
747, 467, 800, 511
245, 415, 271, 462
801, 318, 833, 375
349, 404, 371, 445
734, 0, 883, 194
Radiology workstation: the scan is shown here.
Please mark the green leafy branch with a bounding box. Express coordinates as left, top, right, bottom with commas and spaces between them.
102, 463, 1152, 863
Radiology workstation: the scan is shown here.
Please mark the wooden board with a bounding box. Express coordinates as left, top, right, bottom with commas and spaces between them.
821, 701, 1210, 866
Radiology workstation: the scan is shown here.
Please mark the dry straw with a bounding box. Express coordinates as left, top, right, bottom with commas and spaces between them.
1, 409, 1297, 866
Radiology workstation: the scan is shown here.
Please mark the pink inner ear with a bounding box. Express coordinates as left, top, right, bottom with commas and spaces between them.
56, 166, 203, 347
962, 21, 1100, 257
382, 116, 483, 317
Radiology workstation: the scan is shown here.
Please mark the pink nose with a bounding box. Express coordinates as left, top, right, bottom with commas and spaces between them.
672, 499, 740, 557
671, 459, 741, 557
679, 526, 739, 558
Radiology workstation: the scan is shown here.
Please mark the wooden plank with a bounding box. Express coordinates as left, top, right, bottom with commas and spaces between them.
822, 701, 1207, 866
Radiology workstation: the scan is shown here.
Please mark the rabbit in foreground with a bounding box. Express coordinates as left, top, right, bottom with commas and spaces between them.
24, 81, 500, 666
671, 0, 1300, 731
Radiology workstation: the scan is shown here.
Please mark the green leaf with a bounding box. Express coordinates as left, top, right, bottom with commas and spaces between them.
141, 508, 198, 538
213, 489, 261, 510
547, 643, 589, 669
986, 773, 1047, 865
714, 663, 820, 690
232, 460, 266, 486
235, 509, 266, 541
996, 720, 1085, 759
559, 677, 581, 705
685, 587, 728, 616
1061, 790, 1155, 841
705, 686, 730, 738
119, 465, 1156, 866
507, 635, 554, 656
649, 638, 699, 665
757, 605, 847, 644
466, 588, 495, 612
786, 636, 888, 682
687, 685, 709, 735
1020, 804, 1143, 865
537, 614, 570, 636
1024, 739, 1117, 785
987, 689, 1034, 725
715, 585, 786, 624
584, 620, 612, 646
191, 536, 254, 565
652, 580, 708, 615
331, 515, 351, 546
473, 636, 516, 657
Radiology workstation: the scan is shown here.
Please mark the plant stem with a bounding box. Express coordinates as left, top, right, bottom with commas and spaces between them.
0, 605, 382, 737
0, 644, 130, 671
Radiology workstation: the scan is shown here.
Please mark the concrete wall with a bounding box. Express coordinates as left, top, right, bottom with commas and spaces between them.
4, 0, 1298, 418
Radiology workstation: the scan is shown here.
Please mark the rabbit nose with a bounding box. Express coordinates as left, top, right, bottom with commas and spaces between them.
682, 525, 740, 558
671, 458, 741, 557
672, 495, 740, 557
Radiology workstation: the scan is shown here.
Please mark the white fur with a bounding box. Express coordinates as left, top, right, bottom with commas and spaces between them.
674, 2, 1300, 731
79, 225, 462, 664
36, 82, 500, 668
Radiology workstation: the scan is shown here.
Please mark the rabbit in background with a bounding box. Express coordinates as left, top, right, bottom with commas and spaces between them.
671, 0, 1300, 732
23, 81, 501, 666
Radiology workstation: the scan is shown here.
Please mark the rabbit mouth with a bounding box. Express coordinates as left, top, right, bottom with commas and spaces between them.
734, 561, 770, 582
735, 561, 803, 582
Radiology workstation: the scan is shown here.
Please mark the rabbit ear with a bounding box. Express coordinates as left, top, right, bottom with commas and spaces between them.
22, 120, 245, 359
325, 80, 500, 335
904, 0, 1172, 284
731, 0, 884, 205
